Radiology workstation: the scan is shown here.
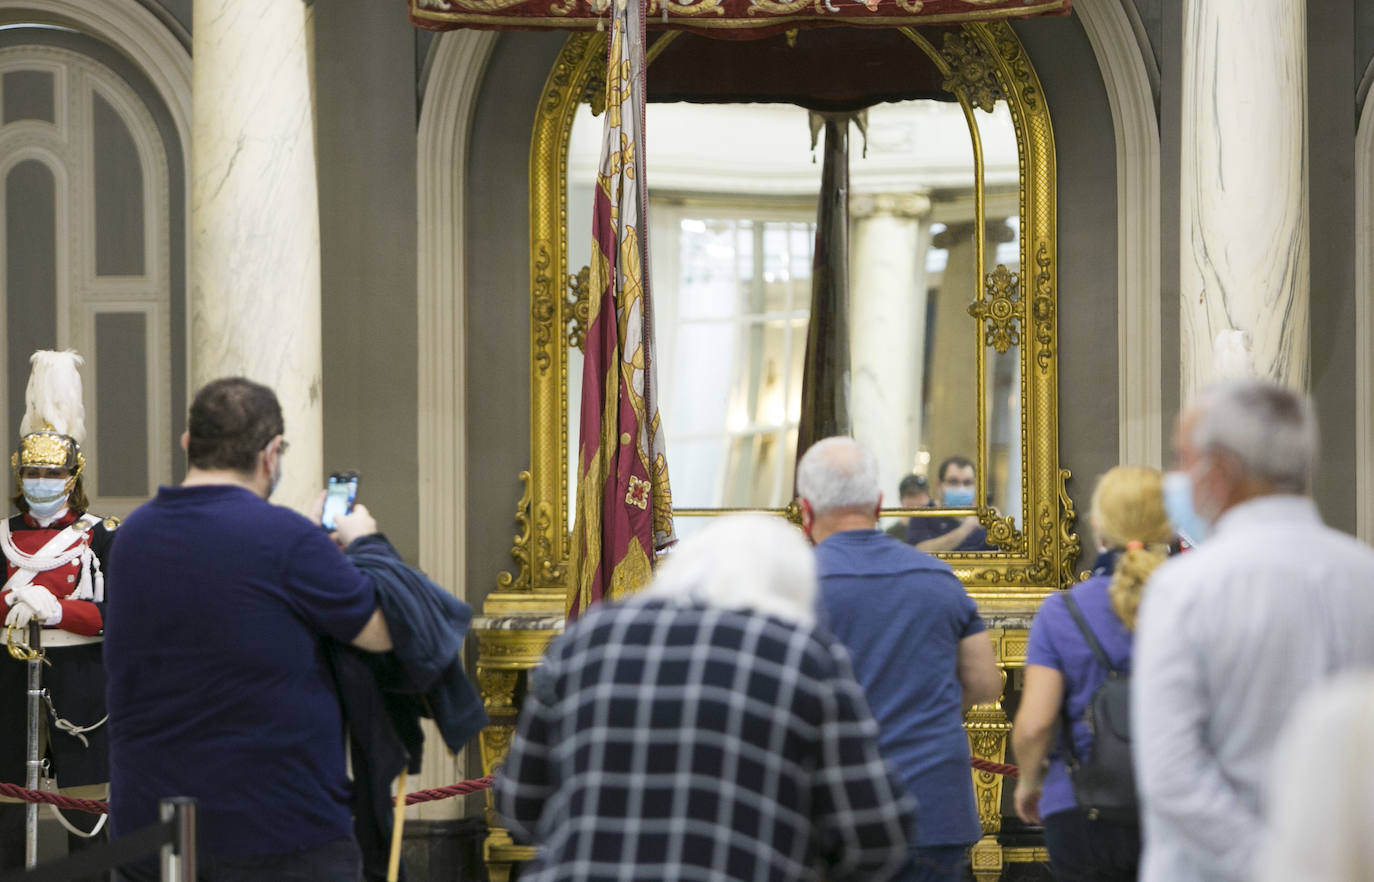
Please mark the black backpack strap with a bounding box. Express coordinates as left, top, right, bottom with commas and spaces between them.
1057, 592, 1115, 767
1061, 592, 1120, 675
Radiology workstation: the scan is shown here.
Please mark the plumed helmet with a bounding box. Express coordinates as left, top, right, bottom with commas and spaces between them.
12, 350, 86, 479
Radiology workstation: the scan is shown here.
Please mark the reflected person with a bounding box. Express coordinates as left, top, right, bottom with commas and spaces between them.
885, 473, 930, 541
905, 456, 992, 551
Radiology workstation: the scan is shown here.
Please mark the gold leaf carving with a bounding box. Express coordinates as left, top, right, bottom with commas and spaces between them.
1032, 243, 1054, 373
649, 0, 727, 16
417, 0, 526, 10
478, 669, 520, 710
535, 502, 567, 585
744, 0, 809, 15
968, 263, 1023, 354
532, 242, 557, 376
580, 66, 606, 115
939, 31, 1003, 112
566, 265, 591, 351
1058, 468, 1082, 589
965, 700, 1011, 835
496, 471, 533, 591
981, 511, 1026, 555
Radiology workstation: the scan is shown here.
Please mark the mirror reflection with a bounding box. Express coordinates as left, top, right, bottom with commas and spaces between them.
567, 87, 1021, 545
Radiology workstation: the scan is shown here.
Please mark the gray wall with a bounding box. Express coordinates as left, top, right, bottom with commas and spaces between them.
1014, 12, 1120, 564
315, 0, 422, 562
464, 32, 568, 612
1308, 0, 1358, 532
1159, 0, 1181, 456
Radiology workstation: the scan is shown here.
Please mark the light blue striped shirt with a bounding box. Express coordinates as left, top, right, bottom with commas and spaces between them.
1132, 495, 1374, 882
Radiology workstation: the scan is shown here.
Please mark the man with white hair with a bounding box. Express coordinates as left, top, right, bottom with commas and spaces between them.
495, 513, 914, 882
1133, 378, 1374, 882
797, 437, 1002, 882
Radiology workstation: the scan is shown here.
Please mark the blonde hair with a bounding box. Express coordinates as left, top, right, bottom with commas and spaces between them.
1091, 465, 1172, 630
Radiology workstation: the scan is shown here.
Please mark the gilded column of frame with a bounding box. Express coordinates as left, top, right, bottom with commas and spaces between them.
527, 31, 606, 602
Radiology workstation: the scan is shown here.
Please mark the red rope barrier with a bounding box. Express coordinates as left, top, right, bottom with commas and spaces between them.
0, 782, 108, 814
4, 766, 1019, 815
400, 774, 494, 806
970, 757, 1020, 779
0, 773, 498, 816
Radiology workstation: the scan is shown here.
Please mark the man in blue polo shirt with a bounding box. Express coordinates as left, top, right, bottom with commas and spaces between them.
799, 437, 1003, 882
105, 377, 393, 881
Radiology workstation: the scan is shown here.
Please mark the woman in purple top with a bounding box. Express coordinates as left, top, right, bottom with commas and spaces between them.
1011, 466, 1173, 881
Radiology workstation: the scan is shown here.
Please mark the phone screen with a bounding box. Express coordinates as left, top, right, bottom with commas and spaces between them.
322, 472, 359, 532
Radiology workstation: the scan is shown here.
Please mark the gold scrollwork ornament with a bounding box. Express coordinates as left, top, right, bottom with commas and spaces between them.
496, 471, 533, 591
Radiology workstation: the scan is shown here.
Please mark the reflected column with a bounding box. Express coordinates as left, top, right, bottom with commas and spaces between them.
1180, 0, 1308, 393
190, 0, 322, 512
849, 192, 931, 497
924, 219, 1012, 486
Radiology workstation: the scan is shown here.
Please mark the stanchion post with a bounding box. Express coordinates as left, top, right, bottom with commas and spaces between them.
24, 621, 42, 868
159, 797, 196, 882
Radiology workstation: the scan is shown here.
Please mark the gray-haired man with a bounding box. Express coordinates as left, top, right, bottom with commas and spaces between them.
798, 437, 1002, 882
1134, 378, 1374, 882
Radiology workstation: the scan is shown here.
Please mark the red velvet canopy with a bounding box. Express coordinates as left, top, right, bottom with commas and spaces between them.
409, 0, 1069, 38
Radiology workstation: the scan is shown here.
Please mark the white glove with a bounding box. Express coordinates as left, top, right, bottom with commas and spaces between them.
5, 584, 62, 627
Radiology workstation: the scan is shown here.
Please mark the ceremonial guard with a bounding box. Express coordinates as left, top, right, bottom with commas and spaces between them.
0, 351, 117, 870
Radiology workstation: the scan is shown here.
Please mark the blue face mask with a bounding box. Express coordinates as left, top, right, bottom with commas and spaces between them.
22, 476, 69, 521
1162, 470, 1210, 546
943, 486, 976, 508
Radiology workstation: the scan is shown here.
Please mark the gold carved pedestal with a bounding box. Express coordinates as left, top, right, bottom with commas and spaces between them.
475, 617, 563, 882
968, 623, 1051, 879
474, 617, 1050, 880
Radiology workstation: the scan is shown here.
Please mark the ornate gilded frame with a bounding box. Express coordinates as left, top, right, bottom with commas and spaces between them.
493, 21, 1078, 614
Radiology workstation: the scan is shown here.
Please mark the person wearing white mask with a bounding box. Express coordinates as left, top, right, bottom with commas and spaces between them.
904, 456, 993, 552
1132, 378, 1374, 882
0, 349, 119, 874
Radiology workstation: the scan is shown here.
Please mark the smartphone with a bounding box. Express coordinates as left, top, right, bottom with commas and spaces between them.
322, 471, 359, 532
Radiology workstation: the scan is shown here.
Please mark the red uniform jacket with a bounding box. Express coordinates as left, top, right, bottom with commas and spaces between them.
0, 509, 116, 636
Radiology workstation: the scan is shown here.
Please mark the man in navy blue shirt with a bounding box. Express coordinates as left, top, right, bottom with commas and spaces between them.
799, 437, 1003, 882
904, 456, 994, 552
105, 377, 392, 881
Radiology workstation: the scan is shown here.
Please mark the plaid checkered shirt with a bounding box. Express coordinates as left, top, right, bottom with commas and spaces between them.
495, 596, 914, 881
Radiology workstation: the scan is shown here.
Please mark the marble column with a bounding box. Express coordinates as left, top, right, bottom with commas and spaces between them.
924, 219, 1012, 487
849, 193, 932, 499
1180, 0, 1308, 394
191, 1, 323, 513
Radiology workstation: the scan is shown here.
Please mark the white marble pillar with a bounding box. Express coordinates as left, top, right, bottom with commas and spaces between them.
1180, 0, 1308, 394
849, 193, 931, 499
191, 0, 322, 513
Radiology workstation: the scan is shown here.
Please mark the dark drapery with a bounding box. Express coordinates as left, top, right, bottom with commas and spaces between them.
795, 113, 853, 477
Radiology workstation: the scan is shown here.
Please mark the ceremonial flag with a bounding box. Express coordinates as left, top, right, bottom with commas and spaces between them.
568, 0, 675, 619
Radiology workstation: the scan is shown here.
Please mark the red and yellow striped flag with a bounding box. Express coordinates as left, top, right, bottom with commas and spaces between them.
568, 0, 674, 619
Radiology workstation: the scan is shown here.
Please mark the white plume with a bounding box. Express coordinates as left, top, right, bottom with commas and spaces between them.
19, 350, 86, 444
